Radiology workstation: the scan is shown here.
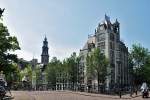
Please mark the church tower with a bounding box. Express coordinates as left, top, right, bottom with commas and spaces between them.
41, 36, 49, 65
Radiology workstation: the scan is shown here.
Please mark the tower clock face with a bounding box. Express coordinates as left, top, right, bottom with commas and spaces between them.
100, 26, 103, 30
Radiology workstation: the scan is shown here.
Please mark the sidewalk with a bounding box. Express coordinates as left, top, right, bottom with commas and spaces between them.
65, 91, 141, 99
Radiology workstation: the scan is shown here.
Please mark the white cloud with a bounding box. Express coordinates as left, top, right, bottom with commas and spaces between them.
50, 45, 79, 61
14, 50, 34, 61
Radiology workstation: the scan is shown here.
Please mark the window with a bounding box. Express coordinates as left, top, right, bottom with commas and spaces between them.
97, 33, 105, 42
116, 34, 119, 41
101, 50, 105, 54
97, 42, 105, 49
110, 33, 114, 41
110, 50, 114, 62
110, 42, 114, 50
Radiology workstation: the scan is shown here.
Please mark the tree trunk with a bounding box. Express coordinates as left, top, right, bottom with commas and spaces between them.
98, 73, 100, 93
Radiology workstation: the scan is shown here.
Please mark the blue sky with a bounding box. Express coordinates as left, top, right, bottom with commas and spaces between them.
0, 0, 150, 61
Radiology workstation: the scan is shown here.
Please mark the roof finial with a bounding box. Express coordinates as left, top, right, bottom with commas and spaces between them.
115, 18, 119, 25
105, 14, 110, 22
95, 29, 96, 33
105, 13, 107, 17
115, 18, 118, 22
44, 34, 47, 41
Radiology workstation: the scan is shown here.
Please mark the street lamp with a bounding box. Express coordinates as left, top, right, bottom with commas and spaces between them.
119, 75, 122, 98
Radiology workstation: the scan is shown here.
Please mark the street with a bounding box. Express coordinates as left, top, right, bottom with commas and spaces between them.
10, 91, 144, 100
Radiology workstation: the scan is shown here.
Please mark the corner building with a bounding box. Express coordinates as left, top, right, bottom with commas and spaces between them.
79, 15, 130, 91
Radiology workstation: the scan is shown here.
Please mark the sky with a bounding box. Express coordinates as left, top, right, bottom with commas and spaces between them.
0, 0, 150, 62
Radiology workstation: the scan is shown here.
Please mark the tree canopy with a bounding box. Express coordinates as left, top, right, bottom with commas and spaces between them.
0, 23, 20, 72
130, 43, 150, 84
86, 48, 109, 92
45, 52, 79, 90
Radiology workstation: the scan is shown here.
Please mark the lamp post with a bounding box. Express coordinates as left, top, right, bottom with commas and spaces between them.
119, 75, 122, 98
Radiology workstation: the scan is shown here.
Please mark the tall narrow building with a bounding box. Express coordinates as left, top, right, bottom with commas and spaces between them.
41, 37, 49, 65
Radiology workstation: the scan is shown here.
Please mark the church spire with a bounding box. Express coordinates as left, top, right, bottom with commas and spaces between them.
41, 36, 49, 65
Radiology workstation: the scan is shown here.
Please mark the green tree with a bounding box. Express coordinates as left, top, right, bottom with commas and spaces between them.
33, 66, 41, 89
46, 57, 61, 90
86, 48, 109, 92
65, 52, 78, 90
20, 64, 32, 81
0, 13, 20, 84
130, 43, 150, 85
6, 63, 21, 89
0, 23, 20, 71
45, 53, 79, 90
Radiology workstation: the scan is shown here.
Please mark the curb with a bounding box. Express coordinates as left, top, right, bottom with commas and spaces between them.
64, 91, 141, 99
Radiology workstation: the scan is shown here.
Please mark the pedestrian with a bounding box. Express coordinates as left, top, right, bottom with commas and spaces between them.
86, 86, 88, 92
0, 71, 5, 81
0, 71, 7, 87
130, 86, 133, 97
140, 82, 149, 98
0, 71, 12, 96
